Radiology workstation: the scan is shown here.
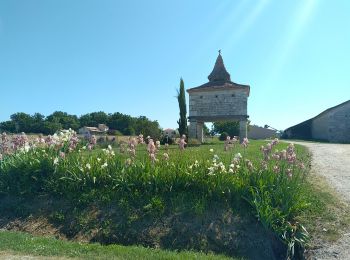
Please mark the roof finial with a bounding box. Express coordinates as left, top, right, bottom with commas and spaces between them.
218, 49, 221, 55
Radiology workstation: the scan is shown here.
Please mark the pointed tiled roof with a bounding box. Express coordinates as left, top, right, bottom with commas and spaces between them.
208, 53, 231, 82
187, 51, 250, 96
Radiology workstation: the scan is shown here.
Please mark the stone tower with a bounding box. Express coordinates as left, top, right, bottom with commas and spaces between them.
187, 52, 250, 142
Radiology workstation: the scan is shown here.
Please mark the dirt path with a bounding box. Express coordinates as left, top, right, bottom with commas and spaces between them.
291, 141, 350, 260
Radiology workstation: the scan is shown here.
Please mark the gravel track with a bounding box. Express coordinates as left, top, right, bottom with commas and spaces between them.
291, 142, 350, 260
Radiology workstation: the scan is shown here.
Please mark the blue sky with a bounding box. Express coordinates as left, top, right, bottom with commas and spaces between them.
0, 0, 349, 130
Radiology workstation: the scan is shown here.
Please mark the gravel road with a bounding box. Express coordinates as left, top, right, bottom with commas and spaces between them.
290, 141, 350, 260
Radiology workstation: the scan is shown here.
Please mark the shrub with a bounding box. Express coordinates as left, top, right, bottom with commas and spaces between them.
219, 132, 228, 141
108, 129, 123, 136
160, 135, 174, 145
187, 138, 201, 147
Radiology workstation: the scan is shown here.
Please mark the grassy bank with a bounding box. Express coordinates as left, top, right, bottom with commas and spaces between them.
0, 131, 319, 258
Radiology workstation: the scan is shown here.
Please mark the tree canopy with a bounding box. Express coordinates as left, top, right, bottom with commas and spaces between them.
0, 111, 161, 138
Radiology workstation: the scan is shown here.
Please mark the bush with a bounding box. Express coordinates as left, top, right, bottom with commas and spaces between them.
219, 132, 228, 141
108, 129, 123, 136
160, 135, 174, 145
187, 138, 201, 147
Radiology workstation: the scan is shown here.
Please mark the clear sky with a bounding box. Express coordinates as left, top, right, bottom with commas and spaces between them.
0, 0, 349, 130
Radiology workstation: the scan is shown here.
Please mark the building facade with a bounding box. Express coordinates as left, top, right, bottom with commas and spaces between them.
187, 52, 250, 142
284, 100, 350, 143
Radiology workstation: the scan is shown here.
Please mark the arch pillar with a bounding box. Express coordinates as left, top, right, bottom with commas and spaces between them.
188, 119, 204, 142
239, 120, 247, 141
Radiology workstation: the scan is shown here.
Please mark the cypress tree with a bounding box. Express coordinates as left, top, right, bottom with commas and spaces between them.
177, 78, 188, 136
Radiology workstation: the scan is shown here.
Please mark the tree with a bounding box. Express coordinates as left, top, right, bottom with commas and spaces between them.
212, 121, 239, 137
47, 111, 80, 130
134, 116, 161, 140
10, 112, 34, 133
177, 78, 187, 136
203, 124, 210, 136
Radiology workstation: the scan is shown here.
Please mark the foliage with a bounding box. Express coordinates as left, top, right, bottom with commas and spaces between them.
219, 132, 229, 141
46, 111, 80, 130
0, 111, 162, 137
0, 132, 312, 258
213, 121, 239, 137
177, 78, 188, 137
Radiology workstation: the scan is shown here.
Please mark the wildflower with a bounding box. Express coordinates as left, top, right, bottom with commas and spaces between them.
241, 137, 249, 148
178, 136, 186, 150
97, 157, 101, 162
260, 161, 268, 171
224, 136, 231, 151
234, 153, 242, 160
163, 153, 169, 160
59, 151, 65, 159
137, 134, 144, 144
165, 143, 169, 151
108, 145, 112, 150
125, 158, 132, 166
90, 135, 97, 146
156, 140, 161, 149
147, 139, 157, 154
101, 162, 108, 169
273, 165, 279, 173
209, 148, 214, 153
53, 157, 59, 165
245, 159, 254, 171
272, 153, 280, 160
286, 168, 293, 178
271, 138, 279, 146
150, 153, 157, 163
86, 163, 91, 170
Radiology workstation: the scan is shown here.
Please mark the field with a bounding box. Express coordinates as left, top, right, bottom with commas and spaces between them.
0, 131, 348, 259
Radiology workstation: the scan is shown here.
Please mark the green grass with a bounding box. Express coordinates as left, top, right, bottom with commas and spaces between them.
0, 230, 232, 259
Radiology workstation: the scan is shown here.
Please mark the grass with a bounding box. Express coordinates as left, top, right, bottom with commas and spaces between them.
0, 230, 232, 259
299, 173, 350, 245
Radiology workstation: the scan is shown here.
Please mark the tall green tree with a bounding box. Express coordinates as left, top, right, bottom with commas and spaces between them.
177, 78, 187, 136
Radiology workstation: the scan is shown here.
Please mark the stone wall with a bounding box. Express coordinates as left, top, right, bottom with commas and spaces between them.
189, 89, 248, 118
312, 102, 350, 143
248, 125, 277, 140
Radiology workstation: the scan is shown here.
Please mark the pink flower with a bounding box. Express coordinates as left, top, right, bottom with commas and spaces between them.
59, 151, 65, 159
150, 153, 157, 163
147, 139, 157, 154
273, 165, 279, 173
241, 137, 249, 148
179, 137, 186, 150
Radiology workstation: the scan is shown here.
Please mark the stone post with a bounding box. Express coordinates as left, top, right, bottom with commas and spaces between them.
188, 119, 197, 140
239, 120, 247, 142
196, 121, 204, 143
